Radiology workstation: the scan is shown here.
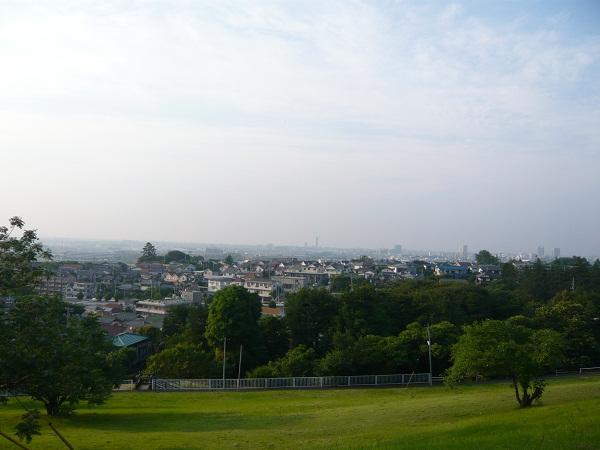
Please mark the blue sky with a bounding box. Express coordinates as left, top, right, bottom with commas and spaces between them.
0, 1, 599, 255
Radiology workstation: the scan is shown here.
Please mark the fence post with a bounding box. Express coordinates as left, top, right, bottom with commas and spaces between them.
293, 377, 296, 388
375, 375, 378, 386
347, 376, 350, 386
320, 377, 323, 389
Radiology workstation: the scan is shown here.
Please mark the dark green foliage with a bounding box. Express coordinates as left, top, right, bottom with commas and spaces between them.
138, 325, 163, 352
0, 296, 126, 416
164, 250, 189, 263
476, 250, 499, 265
285, 288, 338, 354
0, 216, 51, 296
336, 285, 405, 336
144, 344, 217, 378
138, 242, 158, 262
500, 262, 519, 289
248, 345, 317, 378
259, 316, 290, 361
534, 291, 600, 367
162, 304, 208, 346
205, 285, 265, 370
14, 410, 40, 443
318, 335, 399, 376
447, 320, 565, 407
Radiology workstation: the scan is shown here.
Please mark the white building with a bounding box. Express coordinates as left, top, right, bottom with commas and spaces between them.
135, 298, 194, 315
243, 280, 275, 303
206, 276, 241, 293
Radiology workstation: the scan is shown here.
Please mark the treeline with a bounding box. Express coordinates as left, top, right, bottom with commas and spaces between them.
143, 258, 600, 379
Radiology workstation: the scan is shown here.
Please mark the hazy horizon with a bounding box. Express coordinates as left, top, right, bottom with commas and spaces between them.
2, 1, 599, 256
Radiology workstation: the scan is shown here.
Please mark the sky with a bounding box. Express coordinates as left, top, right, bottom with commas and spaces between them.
1, 0, 599, 255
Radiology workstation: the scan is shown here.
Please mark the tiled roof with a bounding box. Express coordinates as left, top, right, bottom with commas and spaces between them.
112, 332, 149, 347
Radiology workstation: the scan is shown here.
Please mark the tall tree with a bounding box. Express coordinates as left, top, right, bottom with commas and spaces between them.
205, 285, 264, 372
285, 288, 338, 354
139, 242, 158, 262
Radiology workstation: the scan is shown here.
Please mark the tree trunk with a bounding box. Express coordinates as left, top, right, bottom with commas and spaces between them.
44, 397, 61, 416
512, 377, 522, 406
519, 381, 533, 407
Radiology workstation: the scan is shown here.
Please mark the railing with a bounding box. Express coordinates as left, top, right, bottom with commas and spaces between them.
113, 379, 135, 391
151, 373, 433, 392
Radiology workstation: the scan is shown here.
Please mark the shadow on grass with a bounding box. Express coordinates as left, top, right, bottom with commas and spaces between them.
66, 411, 309, 433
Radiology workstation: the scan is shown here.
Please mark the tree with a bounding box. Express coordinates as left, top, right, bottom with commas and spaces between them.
500, 262, 519, 290
163, 304, 208, 346
248, 345, 316, 378
0, 296, 126, 416
138, 325, 163, 352
285, 288, 338, 354
447, 320, 565, 407
259, 316, 289, 361
476, 250, 499, 265
534, 292, 600, 367
337, 285, 405, 337
164, 250, 189, 263
224, 254, 234, 265
205, 285, 264, 371
139, 242, 158, 262
0, 216, 51, 296
144, 344, 217, 378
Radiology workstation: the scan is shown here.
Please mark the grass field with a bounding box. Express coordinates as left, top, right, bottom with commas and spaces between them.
1, 376, 599, 449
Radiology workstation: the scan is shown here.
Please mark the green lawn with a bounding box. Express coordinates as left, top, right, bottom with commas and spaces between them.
1, 376, 599, 449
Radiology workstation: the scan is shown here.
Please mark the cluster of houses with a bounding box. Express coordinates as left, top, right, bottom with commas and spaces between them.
6, 256, 505, 370
35, 257, 504, 326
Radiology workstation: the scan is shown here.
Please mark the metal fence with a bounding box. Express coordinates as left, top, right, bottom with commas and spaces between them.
151, 373, 432, 392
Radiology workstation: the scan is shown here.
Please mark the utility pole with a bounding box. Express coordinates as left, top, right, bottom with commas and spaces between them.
222, 337, 227, 381
427, 325, 433, 386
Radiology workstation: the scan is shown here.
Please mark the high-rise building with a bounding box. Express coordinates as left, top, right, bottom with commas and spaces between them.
553, 247, 561, 259
461, 244, 468, 259
315, 236, 319, 248
537, 246, 545, 258
393, 244, 402, 255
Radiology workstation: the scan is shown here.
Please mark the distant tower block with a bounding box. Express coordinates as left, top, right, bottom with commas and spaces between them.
393, 244, 402, 255
553, 247, 561, 259
315, 236, 319, 248
537, 246, 545, 258
461, 244, 468, 259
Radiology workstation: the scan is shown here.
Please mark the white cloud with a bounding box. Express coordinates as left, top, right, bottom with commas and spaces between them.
0, 1, 599, 253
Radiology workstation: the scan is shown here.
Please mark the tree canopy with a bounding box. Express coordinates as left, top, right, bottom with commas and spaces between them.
138, 242, 158, 262
447, 320, 565, 407
476, 250, 500, 265
0, 216, 51, 296
0, 296, 127, 415
205, 285, 264, 373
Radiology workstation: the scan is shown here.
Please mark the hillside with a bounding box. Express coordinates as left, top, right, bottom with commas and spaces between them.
1, 376, 599, 449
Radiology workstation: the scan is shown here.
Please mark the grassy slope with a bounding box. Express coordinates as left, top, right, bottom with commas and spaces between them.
1, 376, 599, 450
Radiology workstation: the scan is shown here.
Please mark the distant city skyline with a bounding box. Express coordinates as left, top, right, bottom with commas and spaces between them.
1, 1, 599, 255
39, 235, 592, 262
